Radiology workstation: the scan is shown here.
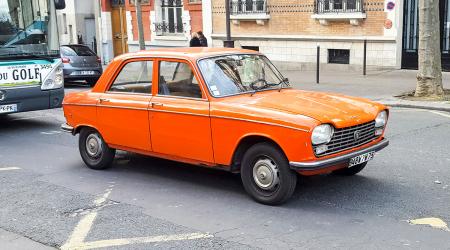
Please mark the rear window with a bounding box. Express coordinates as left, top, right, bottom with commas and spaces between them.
61, 46, 96, 56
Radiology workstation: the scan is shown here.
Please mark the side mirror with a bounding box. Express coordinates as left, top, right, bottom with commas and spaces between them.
54, 0, 66, 10
284, 78, 289, 82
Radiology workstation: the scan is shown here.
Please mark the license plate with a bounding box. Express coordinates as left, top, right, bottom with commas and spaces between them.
0, 104, 18, 114
349, 151, 375, 167
80, 71, 95, 75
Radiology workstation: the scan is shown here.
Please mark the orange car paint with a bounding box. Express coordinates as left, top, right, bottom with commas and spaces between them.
63, 48, 388, 174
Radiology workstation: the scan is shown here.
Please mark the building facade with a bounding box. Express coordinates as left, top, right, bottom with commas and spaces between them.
210, 0, 450, 71
57, 0, 97, 51
98, 0, 203, 63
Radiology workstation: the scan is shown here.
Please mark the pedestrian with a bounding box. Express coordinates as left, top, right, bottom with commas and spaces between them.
198, 31, 208, 47
189, 32, 201, 47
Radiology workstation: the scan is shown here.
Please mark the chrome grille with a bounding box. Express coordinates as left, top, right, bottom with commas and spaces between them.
314, 120, 379, 157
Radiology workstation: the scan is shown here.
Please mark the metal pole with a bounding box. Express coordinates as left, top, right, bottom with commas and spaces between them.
224, 0, 234, 48
363, 39, 367, 76
316, 45, 320, 84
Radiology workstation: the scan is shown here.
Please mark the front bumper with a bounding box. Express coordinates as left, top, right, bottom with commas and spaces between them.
0, 86, 64, 114
290, 139, 389, 171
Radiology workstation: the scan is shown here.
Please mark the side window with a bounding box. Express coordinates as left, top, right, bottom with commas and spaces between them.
158, 61, 202, 98
109, 61, 153, 94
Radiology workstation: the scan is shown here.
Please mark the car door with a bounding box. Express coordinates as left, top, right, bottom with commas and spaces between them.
97, 59, 154, 152
149, 59, 214, 163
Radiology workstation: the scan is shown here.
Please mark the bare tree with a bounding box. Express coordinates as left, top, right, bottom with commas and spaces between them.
136, 0, 145, 51
415, 0, 444, 98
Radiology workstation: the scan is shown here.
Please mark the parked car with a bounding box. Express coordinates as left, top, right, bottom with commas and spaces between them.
61, 48, 389, 205
60, 44, 103, 86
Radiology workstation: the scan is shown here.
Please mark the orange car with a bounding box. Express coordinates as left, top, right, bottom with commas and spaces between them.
62, 48, 389, 205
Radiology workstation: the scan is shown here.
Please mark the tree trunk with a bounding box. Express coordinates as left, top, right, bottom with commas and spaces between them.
415, 0, 444, 98
136, 0, 146, 51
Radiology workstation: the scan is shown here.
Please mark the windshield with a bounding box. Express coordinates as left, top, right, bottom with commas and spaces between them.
198, 54, 288, 97
0, 0, 60, 60
61, 45, 96, 56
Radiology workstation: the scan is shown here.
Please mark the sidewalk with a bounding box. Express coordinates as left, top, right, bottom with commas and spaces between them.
0, 228, 54, 250
283, 69, 450, 111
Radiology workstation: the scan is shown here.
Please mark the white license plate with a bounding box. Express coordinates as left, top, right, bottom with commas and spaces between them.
349, 151, 375, 167
0, 104, 18, 114
80, 71, 95, 75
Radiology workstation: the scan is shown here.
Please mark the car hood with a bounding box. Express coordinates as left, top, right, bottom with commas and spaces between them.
221, 89, 384, 128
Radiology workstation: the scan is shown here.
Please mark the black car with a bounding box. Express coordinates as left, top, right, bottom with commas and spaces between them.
60, 45, 103, 86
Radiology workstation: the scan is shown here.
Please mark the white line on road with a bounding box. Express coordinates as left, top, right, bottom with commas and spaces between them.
40, 131, 62, 135
61, 185, 214, 250
0, 167, 21, 171
10, 116, 43, 121
428, 110, 450, 119
75, 233, 213, 250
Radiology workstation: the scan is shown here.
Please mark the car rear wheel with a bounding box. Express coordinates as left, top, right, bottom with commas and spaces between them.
79, 128, 115, 170
333, 162, 367, 176
241, 143, 297, 205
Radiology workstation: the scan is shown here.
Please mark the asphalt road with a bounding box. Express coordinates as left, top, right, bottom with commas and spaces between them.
1, 86, 450, 249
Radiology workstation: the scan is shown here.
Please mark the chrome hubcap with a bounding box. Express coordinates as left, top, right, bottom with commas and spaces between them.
86, 134, 102, 158
253, 158, 279, 190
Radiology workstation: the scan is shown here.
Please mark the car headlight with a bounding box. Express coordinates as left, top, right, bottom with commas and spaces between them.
375, 110, 388, 128
41, 64, 64, 90
311, 124, 334, 145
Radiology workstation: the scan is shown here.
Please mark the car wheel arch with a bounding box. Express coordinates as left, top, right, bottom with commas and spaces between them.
230, 134, 286, 173
74, 124, 101, 135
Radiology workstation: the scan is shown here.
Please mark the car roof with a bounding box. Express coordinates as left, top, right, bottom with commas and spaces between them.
113, 47, 261, 62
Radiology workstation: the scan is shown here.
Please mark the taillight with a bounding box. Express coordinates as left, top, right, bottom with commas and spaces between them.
62, 57, 70, 63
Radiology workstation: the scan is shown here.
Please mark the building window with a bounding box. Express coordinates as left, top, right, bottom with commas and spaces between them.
129, 0, 150, 5
241, 46, 259, 51
315, 0, 364, 14
62, 13, 67, 34
328, 49, 350, 64
155, 0, 184, 36
231, 0, 268, 15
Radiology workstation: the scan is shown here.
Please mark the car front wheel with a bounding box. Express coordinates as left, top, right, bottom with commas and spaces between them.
79, 128, 115, 170
241, 143, 297, 205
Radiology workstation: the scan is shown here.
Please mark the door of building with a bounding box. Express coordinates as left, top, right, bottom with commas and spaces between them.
84, 18, 96, 52
402, 0, 450, 71
111, 0, 128, 56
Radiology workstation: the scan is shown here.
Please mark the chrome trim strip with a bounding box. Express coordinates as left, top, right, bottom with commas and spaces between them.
290, 139, 389, 171
151, 108, 210, 117
210, 115, 309, 132
61, 123, 74, 134
155, 94, 207, 102
99, 105, 149, 111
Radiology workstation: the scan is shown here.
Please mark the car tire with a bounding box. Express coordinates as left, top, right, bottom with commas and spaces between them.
79, 128, 115, 170
332, 162, 368, 176
240, 143, 297, 205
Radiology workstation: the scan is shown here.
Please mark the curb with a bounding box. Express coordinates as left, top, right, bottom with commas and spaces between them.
380, 102, 450, 112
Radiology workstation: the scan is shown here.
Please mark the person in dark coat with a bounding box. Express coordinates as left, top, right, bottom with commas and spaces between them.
189, 32, 201, 47
198, 31, 208, 47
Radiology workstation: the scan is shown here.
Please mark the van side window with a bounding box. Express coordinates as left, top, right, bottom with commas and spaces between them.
158, 61, 202, 98
109, 61, 153, 94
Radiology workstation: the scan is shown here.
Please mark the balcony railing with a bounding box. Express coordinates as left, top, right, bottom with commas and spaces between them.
315, 0, 364, 14
154, 21, 184, 36
230, 0, 269, 15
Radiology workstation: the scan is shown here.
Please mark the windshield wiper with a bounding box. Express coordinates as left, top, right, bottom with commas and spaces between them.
278, 78, 290, 92
0, 52, 55, 63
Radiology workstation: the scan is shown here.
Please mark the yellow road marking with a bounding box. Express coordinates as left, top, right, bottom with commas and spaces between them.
61, 186, 213, 250
428, 110, 450, 119
409, 217, 450, 232
0, 167, 21, 171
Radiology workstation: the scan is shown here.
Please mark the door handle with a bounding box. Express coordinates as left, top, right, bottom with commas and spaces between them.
151, 102, 164, 108
99, 98, 110, 103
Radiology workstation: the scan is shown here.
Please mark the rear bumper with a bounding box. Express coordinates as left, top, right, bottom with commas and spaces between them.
0, 86, 64, 114
290, 139, 389, 172
61, 123, 74, 134
63, 67, 102, 80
